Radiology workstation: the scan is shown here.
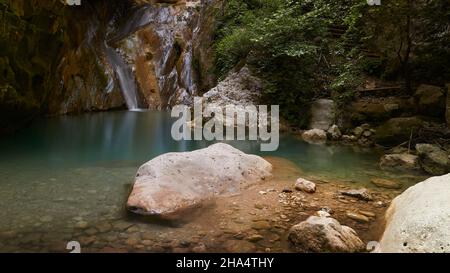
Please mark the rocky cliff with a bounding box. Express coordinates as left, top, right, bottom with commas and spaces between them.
0, 0, 219, 133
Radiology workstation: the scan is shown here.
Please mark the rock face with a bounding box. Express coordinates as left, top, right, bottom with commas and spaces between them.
302, 129, 327, 144
377, 174, 450, 253
288, 215, 365, 253
295, 178, 316, 193
309, 99, 335, 130
201, 66, 262, 107
126, 143, 272, 218
446, 84, 450, 128
415, 84, 445, 117
379, 154, 421, 173
415, 144, 450, 175
375, 117, 425, 145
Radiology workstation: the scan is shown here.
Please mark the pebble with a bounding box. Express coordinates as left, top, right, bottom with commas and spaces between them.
251, 221, 271, 230
358, 210, 376, 218
246, 234, 264, 242
346, 212, 370, 223
75, 221, 89, 229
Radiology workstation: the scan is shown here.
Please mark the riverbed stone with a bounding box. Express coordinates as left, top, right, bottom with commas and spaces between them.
377, 174, 450, 253
379, 153, 421, 173
415, 144, 450, 175
288, 216, 365, 253
127, 143, 272, 218
302, 129, 327, 144
371, 178, 403, 190
346, 212, 370, 223
295, 178, 316, 194
340, 188, 373, 201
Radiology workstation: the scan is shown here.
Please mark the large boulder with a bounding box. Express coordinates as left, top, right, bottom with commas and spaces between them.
415, 144, 450, 175
377, 174, 450, 253
414, 84, 445, 117
309, 99, 335, 130
350, 97, 415, 123
126, 143, 272, 218
375, 117, 425, 145
379, 153, 421, 173
288, 215, 365, 253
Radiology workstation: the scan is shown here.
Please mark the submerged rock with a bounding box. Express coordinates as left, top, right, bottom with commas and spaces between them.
379, 153, 421, 173
371, 178, 403, 190
377, 174, 450, 253
288, 215, 365, 253
302, 129, 327, 144
126, 143, 272, 218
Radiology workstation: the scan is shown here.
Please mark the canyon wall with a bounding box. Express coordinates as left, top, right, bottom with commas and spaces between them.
0, 0, 219, 133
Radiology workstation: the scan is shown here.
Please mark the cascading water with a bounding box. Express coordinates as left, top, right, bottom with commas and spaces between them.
104, 45, 141, 111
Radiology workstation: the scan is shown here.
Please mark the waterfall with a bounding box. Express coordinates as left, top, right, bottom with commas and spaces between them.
104, 45, 141, 111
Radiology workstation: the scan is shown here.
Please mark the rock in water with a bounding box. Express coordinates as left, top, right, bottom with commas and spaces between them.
126, 143, 272, 218
377, 174, 450, 253
295, 178, 316, 193
309, 99, 335, 130
371, 178, 403, 190
288, 216, 365, 253
379, 153, 421, 173
302, 129, 327, 144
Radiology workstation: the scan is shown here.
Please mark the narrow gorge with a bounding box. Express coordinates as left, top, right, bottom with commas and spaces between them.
0, 0, 449, 254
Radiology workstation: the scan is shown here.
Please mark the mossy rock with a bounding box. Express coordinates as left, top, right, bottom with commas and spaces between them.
375, 116, 425, 145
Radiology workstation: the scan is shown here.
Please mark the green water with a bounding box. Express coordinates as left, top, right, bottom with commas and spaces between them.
0, 110, 425, 252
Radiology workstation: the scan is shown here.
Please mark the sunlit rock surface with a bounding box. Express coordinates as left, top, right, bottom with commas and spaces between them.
127, 143, 272, 218
377, 174, 450, 253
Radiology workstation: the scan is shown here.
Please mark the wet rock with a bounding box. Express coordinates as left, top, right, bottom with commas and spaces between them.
379, 154, 421, 173
302, 129, 327, 144
288, 216, 365, 253
127, 143, 272, 218
340, 188, 373, 201
358, 210, 376, 218
225, 240, 256, 252
95, 222, 112, 233
377, 174, 450, 253
40, 216, 53, 223
416, 144, 450, 175
251, 221, 271, 230
75, 221, 89, 229
346, 212, 370, 223
371, 179, 403, 190
327, 125, 342, 140
246, 234, 264, 242
192, 243, 207, 253
295, 178, 316, 194
309, 99, 335, 130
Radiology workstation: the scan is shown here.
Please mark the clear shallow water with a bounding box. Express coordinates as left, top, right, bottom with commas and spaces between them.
0, 110, 425, 252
